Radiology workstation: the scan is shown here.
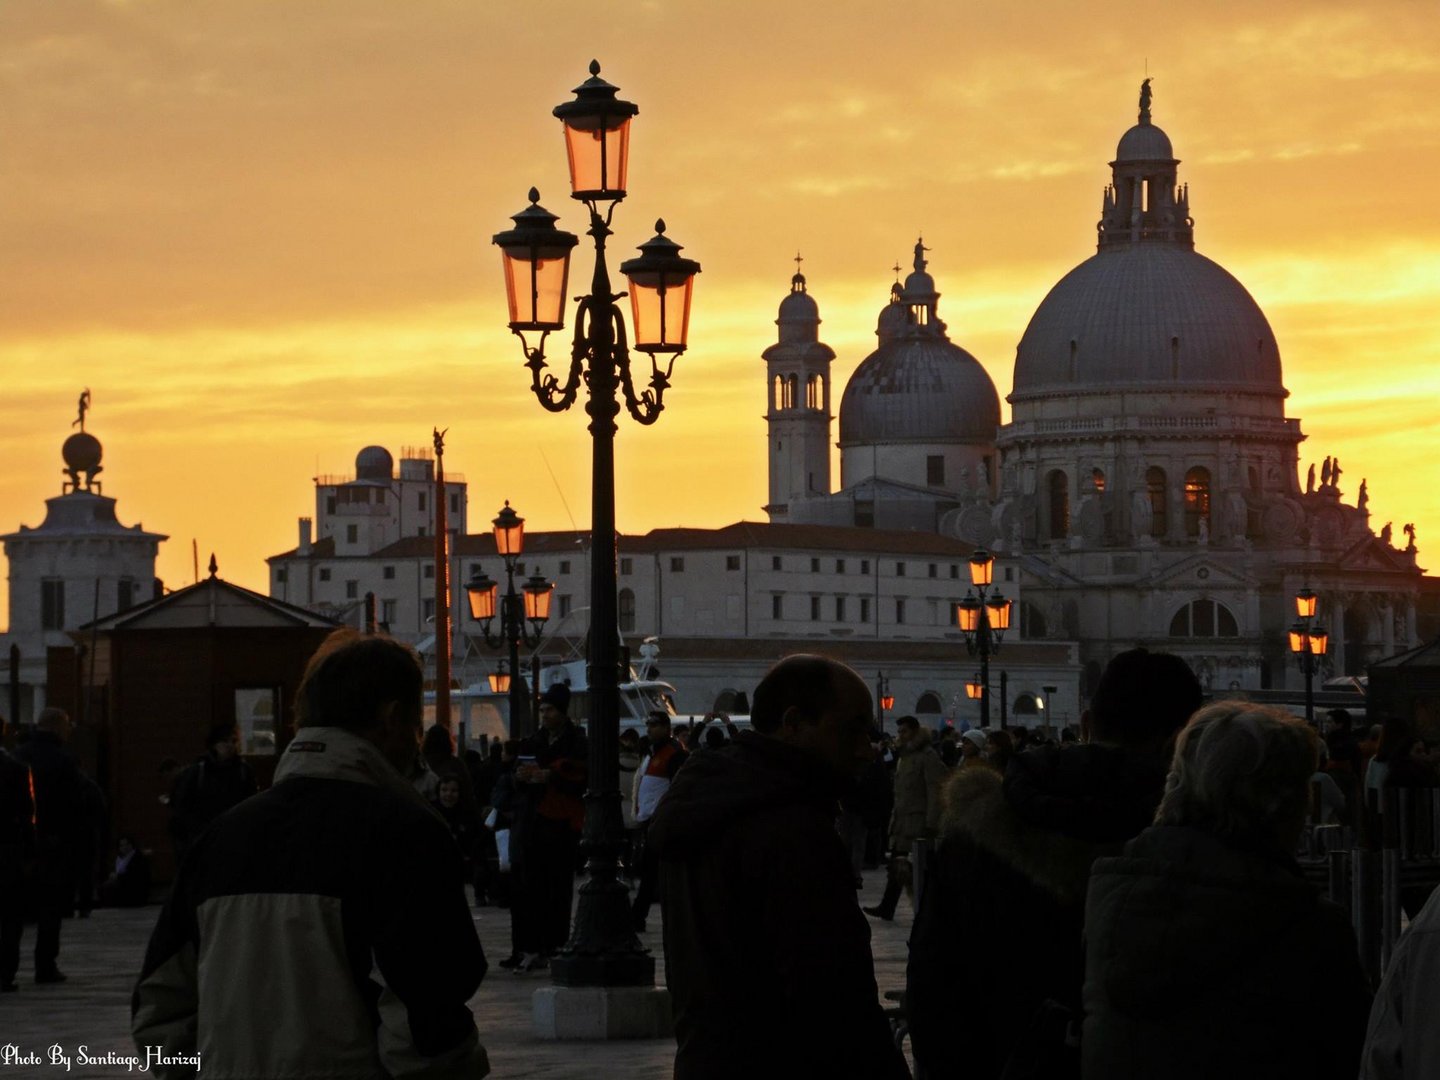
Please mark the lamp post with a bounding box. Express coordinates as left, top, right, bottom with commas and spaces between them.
955, 549, 1011, 729
492, 61, 700, 991
1288, 586, 1328, 731
876, 672, 893, 734
465, 502, 554, 738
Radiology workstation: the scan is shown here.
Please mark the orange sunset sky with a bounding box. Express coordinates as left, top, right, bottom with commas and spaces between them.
3, 0, 1439, 630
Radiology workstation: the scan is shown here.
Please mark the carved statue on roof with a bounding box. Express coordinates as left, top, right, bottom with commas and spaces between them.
1380, 522, 1393, 545
1321, 457, 1332, 488
1357, 479, 1369, 514
1139, 78, 1153, 122
1405, 523, 1417, 552
1306, 464, 1315, 494
913, 238, 929, 273
73, 388, 91, 432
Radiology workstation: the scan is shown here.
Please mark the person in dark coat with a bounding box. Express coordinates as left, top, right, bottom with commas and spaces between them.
509, 684, 588, 972
99, 834, 151, 908
1083, 701, 1371, 1080
906, 648, 1202, 1080
168, 721, 258, 864
14, 707, 85, 984
0, 714, 36, 991
649, 654, 910, 1080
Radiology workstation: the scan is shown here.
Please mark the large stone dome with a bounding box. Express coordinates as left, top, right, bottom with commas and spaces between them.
839, 336, 1000, 445
1012, 233, 1283, 401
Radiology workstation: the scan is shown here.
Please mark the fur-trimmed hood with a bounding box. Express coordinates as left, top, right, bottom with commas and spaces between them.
939, 743, 1168, 904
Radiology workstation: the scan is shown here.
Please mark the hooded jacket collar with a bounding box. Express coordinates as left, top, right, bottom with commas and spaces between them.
276, 726, 435, 815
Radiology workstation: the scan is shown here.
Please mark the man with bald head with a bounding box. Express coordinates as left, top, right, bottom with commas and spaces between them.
649, 654, 909, 1079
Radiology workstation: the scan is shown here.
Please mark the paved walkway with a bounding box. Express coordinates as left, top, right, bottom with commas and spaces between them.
2, 870, 918, 1079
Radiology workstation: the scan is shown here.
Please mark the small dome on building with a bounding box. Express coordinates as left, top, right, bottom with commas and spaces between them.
1115, 122, 1174, 162
776, 271, 820, 343
355, 445, 394, 482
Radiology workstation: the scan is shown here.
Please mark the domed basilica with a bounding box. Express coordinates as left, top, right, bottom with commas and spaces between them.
764, 82, 1423, 694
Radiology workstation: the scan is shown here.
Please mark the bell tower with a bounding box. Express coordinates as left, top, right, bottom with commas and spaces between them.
763, 260, 835, 521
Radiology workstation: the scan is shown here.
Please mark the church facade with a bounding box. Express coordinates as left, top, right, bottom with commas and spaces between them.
767, 83, 1424, 698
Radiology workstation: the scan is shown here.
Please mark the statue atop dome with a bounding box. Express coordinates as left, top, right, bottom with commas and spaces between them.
1139, 78, 1152, 124
913, 238, 929, 273
73, 387, 91, 432
61, 389, 104, 493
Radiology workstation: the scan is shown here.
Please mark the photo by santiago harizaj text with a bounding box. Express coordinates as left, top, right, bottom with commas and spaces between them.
1, 1044, 201, 1073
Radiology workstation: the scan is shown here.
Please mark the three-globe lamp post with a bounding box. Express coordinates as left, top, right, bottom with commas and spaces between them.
1288, 586, 1329, 731
465, 502, 554, 738
491, 61, 700, 988
956, 550, 1012, 729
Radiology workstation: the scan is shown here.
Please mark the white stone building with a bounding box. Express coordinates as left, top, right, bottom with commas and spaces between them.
1, 406, 166, 723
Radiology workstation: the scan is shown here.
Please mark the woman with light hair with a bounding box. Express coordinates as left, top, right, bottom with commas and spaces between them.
1081, 701, 1371, 1080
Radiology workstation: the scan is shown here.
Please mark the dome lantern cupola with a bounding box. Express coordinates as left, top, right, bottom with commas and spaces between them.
1098, 79, 1194, 250
776, 257, 821, 344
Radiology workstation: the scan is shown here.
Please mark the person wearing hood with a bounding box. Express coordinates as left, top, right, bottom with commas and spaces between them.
1083, 702, 1369, 1079
906, 648, 1202, 1079
648, 654, 910, 1080
133, 630, 489, 1079
864, 715, 947, 922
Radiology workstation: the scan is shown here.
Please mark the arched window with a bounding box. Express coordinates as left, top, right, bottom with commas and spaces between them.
1184, 466, 1211, 537
805, 374, 821, 409
915, 692, 942, 715
1020, 601, 1047, 639
1146, 466, 1168, 537
1047, 470, 1069, 540
1012, 693, 1041, 717
618, 588, 636, 633
713, 688, 743, 713
786, 374, 799, 410
1168, 599, 1239, 638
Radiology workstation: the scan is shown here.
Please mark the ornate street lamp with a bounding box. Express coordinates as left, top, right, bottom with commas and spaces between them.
492, 61, 700, 991
876, 672, 893, 733
955, 549, 1011, 729
1288, 584, 1329, 730
465, 502, 553, 738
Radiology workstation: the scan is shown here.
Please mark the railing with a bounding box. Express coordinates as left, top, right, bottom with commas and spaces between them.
1000, 415, 1300, 439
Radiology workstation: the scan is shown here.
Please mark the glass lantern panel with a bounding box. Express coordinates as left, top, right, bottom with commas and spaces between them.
956, 602, 982, 633
501, 250, 571, 330
1287, 628, 1305, 654
1309, 631, 1329, 655
627, 275, 694, 353
488, 672, 511, 694
524, 583, 554, 622
562, 116, 632, 197
987, 599, 1012, 631
495, 521, 525, 558
467, 581, 497, 621
1295, 591, 1318, 619
969, 553, 994, 586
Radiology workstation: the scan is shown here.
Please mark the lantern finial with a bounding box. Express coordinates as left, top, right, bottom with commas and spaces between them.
589, 59, 601, 76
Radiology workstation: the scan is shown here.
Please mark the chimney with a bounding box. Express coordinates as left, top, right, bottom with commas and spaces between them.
299, 517, 313, 555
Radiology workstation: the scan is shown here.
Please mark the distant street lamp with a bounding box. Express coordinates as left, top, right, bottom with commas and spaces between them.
955, 549, 1011, 729
876, 672, 894, 733
465, 502, 554, 738
1288, 585, 1329, 730
492, 61, 700, 990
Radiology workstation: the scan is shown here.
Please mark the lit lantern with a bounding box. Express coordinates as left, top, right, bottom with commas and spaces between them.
523, 575, 554, 623
966, 678, 985, 700
1287, 623, 1307, 656
466, 571, 498, 622
956, 595, 982, 634
493, 502, 526, 558
492, 189, 578, 332
1309, 628, 1329, 656
552, 60, 638, 201
488, 666, 511, 694
1295, 587, 1318, 620
968, 549, 994, 587
986, 597, 1012, 633
619, 221, 701, 355
881, 694, 895, 712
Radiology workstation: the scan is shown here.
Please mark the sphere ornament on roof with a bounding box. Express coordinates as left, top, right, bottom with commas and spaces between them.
839, 241, 1000, 446
62, 388, 103, 492
1011, 83, 1285, 403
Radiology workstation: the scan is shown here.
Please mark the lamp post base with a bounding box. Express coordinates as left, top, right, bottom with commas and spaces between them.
532, 985, 673, 1040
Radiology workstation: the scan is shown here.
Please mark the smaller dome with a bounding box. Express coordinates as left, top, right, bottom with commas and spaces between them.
1116, 122, 1173, 162
355, 445, 394, 482
62, 432, 102, 473
778, 274, 819, 322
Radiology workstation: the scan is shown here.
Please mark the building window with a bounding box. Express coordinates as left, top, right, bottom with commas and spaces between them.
416, 526, 427, 538
896, 562, 906, 577
835, 597, 846, 621
810, 596, 821, 621
916, 692, 943, 715
860, 560, 870, 575
1184, 466, 1211, 537
234, 687, 280, 757
319, 568, 332, 582
836, 559, 846, 573
345, 580, 358, 599
383, 565, 395, 580
855, 500, 875, 528
559, 595, 573, 619
670, 557, 685, 572
1147, 466, 1168, 537
346, 524, 358, 544
810, 557, 820, 573
1020, 601, 1048, 639
326, 496, 337, 515
1169, 599, 1238, 638
1048, 470, 1069, 539
950, 564, 959, 579
860, 597, 870, 623
418, 493, 427, 512
423, 565, 435, 579
772, 595, 783, 620
41, 579, 65, 630
772, 555, 782, 571
556, 561, 569, 575
422, 598, 436, 621
620, 558, 633, 575
927, 455, 945, 486
726, 555, 741, 571
618, 589, 636, 632
275, 568, 287, 584
1004, 567, 1015, 582
449, 493, 460, 514
895, 598, 906, 624
515, 562, 526, 576
381, 599, 397, 624
805, 373, 822, 409
928, 563, 937, 578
